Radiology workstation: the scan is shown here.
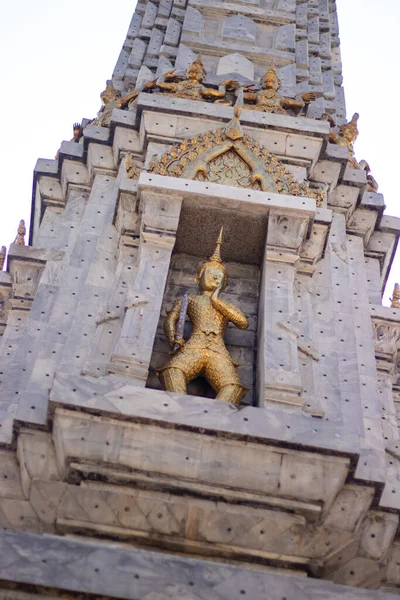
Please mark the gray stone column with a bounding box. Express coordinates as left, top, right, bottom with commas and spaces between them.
257, 209, 310, 408
108, 190, 182, 384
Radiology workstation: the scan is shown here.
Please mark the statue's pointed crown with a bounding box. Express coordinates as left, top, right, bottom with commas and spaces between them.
209, 226, 224, 265
261, 64, 281, 87
187, 55, 206, 77
197, 227, 228, 284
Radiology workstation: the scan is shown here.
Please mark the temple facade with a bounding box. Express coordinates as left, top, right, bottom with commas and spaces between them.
1, 0, 400, 598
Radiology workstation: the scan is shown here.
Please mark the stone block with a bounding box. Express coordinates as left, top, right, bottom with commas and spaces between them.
275, 23, 295, 52
0, 451, 24, 500
146, 28, 165, 58
58, 141, 84, 162
217, 53, 254, 79
34, 158, 59, 177
222, 15, 257, 43
164, 18, 181, 46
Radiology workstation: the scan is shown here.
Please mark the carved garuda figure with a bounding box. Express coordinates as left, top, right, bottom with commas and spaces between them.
329, 112, 360, 169
155, 56, 238, 103
242, 65, 317, 116
157, 229, 249, 405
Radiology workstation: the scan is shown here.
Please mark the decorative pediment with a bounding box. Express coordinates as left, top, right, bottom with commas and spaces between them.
148, 106, 324, 205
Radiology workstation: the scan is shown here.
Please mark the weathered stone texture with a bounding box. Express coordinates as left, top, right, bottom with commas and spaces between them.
0, 1, 400, 598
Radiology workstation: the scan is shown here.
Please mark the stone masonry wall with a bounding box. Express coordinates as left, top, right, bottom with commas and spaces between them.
113, 0, 346, 120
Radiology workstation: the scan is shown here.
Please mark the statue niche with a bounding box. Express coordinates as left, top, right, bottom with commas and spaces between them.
157, 229, 250, 405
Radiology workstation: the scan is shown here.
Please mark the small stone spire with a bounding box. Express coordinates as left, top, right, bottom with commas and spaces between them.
390, 283, 400, 309
14, 220, 26, 246
0, 246, 6, 271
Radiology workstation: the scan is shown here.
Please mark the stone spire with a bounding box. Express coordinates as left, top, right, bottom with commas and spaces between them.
0, 1, 400, 599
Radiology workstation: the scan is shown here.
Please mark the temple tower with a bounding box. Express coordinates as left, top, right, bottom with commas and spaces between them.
1, 1, 400, 598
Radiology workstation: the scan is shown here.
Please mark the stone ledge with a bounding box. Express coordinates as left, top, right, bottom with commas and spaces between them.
136, 93, 331, 137
0, 530, 398, 600
7, 244, 64, 265
138, 172, 320, 219
48, 373, 360, 458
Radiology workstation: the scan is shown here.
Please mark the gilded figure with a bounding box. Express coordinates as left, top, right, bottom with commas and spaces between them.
94, 79, 157, 127
242, 65, 317, 116
125, 153, 141, 180
14, 220, 26, 246
0, 246, 6, 271
155, 57, 239, 104
329, 113, 360, 169
72, 122, 83, 143
391, 283, 400, 309
158, 228, 249, 405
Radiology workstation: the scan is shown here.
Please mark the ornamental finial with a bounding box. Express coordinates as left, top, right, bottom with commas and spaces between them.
0, 246, 6, 271
14, 220, 26, 246
390, 283, 400, 309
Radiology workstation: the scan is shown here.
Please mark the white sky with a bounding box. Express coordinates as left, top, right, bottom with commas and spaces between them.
0, 0, 399, 302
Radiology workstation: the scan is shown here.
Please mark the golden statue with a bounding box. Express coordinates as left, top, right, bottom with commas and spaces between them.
158, 228, 249, 405
94, 79, 157, 127
329, 113, 360, 169
155, 57, 238, 103
14, 220, 26, 246
0, 246, 6, 271
391, 283, 400, 309
242, 65, 317, 115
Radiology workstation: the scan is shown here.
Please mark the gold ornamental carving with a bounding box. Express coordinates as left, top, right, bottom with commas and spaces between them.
94, 80, 156, 127
149, 99, 325, 205
154, 56, 238, 104
157, 228, 249, 405
125, 153, 141, 180
329, 112, 360, 169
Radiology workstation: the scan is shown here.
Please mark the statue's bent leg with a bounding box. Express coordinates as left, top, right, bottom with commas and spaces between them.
159, 368, 187, 394
204, 352, 248, 405
157, 347, 204, 394
216, 384, 247, 405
